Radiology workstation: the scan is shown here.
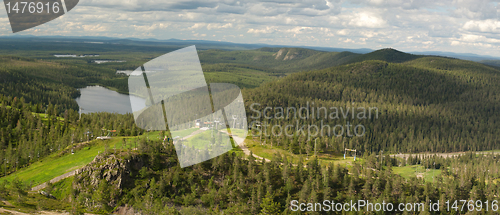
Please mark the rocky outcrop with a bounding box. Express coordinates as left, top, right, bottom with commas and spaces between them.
114, 205, 141, 215
272, 48, 302, 61
73, 153, 146, 209
75, 154, 145, 189
273, 48, 286, 59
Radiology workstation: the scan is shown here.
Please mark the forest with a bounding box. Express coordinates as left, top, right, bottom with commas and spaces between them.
243, 56, 500, 154
0, 44, 499, 214
3, 135, 500, 214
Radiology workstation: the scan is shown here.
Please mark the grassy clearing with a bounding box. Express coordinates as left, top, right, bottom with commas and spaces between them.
171, 128, 200, 138
393, 165, 441, 182
0, 137, 132, 186
50, 176, 74, 200
182, 130, 234, 149
227, 128, 248, 138
183, 130, 211, 149
244, 137, 362, 167
0, 191, 72, 213
141, 128, 199, 140
0, 128, 237, 187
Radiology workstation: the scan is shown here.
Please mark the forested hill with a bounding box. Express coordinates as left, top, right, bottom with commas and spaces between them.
243, 56, 500, 154
199, 47, 427, 74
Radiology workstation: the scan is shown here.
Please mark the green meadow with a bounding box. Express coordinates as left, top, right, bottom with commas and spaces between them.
0, 137, 135, 186
393, 165, 441, 182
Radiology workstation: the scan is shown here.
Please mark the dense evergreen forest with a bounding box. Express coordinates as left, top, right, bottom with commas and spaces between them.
0, 95, 141, 177
0, 56, 135, 111
243, 56, 500, 154
4, 138, 500, 214
0, 44, 500, 214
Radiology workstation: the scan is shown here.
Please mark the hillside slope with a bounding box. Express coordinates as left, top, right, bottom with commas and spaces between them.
200, 47, 428, 75
199, 48, 361, 73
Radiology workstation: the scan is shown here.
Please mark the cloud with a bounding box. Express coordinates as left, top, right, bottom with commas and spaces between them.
1, 0, 500, 57
80, 0, 220, 12
347, 12, 386, 28
452, 0, 499, 19
462, 19, 500, 33
82, 24, 107, 32
216, 4, 246, 14
247, 26, 277, 34
133, 23, 170, 32
459, 33, 500, 43
207, 23, 234, 30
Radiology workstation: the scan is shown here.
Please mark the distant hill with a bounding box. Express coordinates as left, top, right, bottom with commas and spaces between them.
200, 48, 427, 74
4, 35, 500, 61
200, 47, 362, 73
347, 48, 422, 63
412, 50, 500, 62
0, 35, 373, 53
480, 59, 500, 68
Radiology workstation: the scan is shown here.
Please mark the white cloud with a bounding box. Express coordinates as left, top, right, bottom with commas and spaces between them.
459, 33, 500, 43
347, 12, 386, 28
247, 26, 277, 34
133, 23, 169, 32
82, 24, 107, 32
452, 0, 499, 19
188, 23, 207, 29
0, 0, 500, 56
207, 23, 233, 30
462, 19, 500, 33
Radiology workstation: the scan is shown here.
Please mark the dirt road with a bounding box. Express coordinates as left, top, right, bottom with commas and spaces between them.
392, 151, 500, 160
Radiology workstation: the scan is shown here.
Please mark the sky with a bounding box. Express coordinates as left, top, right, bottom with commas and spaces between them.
0, 0, 500, 57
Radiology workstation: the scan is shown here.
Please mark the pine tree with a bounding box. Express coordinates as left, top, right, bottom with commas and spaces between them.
259, 191, 281, 215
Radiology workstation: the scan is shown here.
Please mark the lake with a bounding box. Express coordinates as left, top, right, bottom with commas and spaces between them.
76, 86, 146, 114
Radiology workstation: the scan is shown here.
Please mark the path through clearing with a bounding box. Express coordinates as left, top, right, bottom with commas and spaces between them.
31, 169, 79, 191
392, 151, 500, 160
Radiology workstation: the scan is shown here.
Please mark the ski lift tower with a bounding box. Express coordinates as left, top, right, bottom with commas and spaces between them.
79, 107, 84, 120
232, 115, 237, 129
344, 148, 357, 161
214, 118, 220, 130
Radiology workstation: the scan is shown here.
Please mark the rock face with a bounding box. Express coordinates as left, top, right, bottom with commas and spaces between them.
273, 48, 287, 59
272, 48, 302, 61
73, 153, 145, 209
114, 205, 141, 215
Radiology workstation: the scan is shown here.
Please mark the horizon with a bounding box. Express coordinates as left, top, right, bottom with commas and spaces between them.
1, 0, 500, 58
2, 34, 500, 60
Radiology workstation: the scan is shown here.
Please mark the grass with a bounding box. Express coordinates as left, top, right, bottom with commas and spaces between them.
0, 137, 131, 186
227, 128, 248, 138
0, 128, 233, 188
171, 128, 200, 138
141, 128, 199, 140
0, 191, 72, 214
50, 176, 74, 200
393, 165, 441, 182
182, 130, 230, 149
244, 137, 362, 167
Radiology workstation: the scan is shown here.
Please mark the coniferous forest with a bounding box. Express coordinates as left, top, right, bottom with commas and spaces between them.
0, 39, 499, 214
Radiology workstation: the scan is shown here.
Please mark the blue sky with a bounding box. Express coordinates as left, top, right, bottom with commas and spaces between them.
1, 0, 500, 57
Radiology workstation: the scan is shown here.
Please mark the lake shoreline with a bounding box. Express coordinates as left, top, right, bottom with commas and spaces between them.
76, 86, 146, 114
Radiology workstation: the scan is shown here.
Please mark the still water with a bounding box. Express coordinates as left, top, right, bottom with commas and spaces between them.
75, 86, 146, 114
